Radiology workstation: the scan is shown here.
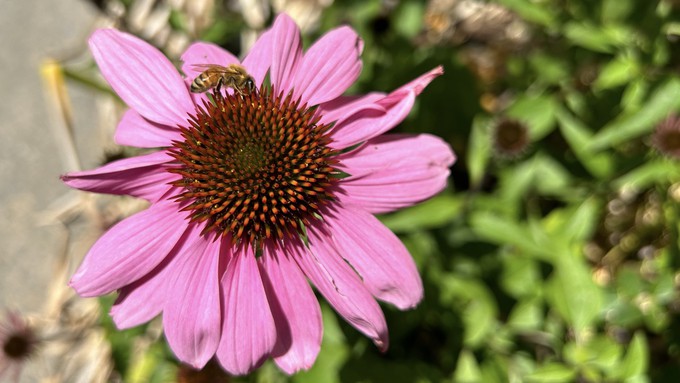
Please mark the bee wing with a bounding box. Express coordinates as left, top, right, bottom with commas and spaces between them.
191, 64, 226, 70
190, 64, 244, 72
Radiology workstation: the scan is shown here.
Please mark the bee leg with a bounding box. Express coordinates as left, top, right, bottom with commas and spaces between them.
215, 78, 223, 94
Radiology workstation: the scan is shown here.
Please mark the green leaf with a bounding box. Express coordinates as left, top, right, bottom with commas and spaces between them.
501, 255, 542, 298
555, 107, 613, 178
563, 22, 617, 53
505, 94, 558, 141
613, 159, 680, 190
463, 297, 497, 348
470, 213, 553, 259
440, 276, 498, 348
602, 0, 635, 22
508, 299, 543, 331
467, 116, 493, 188
294, 304, 349, 383
453, 350, 483, 383
583, 336, 622, 371
653, 272, 676, 304
606, 299, 644, 327
529, 54, 570, 85
527, 154, 573, 196
498, 0, 556, 28
545, 249, 604, 335
168, 9, 186, 31
393, 1, 425, 38
126, 343, 176, 383
615, 267, 646, 298
525, 363, 577, 383
621, 78, 649, 112
593, 55, 640, 91
381, 193, 462, 232
587, 77, 680, 151
615, 332, 649, 380
546, 198, 602, 243
498, 154, 573, 207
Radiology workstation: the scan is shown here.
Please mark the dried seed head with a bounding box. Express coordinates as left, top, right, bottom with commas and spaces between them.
0, 311, 39, 380
652, 114, 680, 159
492, 117, 530, 158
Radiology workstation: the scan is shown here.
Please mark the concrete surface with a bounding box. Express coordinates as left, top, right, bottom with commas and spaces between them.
0, 0, 100, 316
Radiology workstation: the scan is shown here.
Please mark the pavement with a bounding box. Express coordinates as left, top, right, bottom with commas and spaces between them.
0, 0, 99, 319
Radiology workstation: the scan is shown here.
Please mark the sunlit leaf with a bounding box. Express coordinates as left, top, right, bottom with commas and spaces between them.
294, 304, 349, 383
507, 299, 543, 331
470, 212, 553, 259
587, 77, 680, 150
525, 362, 577, 383
453, 349, 483, 383
528, 53, 570, 85
381, 193, 462, 232
593, 55, 640, 91
621, 78, 649, 112
545, 249, 604, 335
467, 116, 493, 188
498, 0, 556, 27
563, 22, 617, 53
614, 332, 649, 380
613, 159, 680, 190
555, 107, 613, 178
543, 198, 601, 242
505, 94, 558, 141
440, 276, 498, 348
393, 1, 425, 38
500, 254, 542, 298
602, 0, 635, 22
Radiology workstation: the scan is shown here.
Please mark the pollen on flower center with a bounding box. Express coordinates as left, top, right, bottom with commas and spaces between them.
168, 86, 340, 247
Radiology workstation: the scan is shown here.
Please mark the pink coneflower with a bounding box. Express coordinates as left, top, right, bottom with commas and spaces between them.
62, 14, 454, 375
0, 311, 38, 382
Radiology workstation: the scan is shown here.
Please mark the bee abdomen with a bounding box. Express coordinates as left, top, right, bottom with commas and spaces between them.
190, 78, 208, 93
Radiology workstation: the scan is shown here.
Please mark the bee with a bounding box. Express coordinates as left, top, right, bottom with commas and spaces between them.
190, 64, 255, 95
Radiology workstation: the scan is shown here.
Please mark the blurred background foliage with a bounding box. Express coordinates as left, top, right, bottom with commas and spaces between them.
58, 0, 680, 381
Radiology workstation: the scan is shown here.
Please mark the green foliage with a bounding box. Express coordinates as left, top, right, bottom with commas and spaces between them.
99, 0, 680, 381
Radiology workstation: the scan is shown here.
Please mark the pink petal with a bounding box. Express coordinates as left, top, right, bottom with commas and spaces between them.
387, 65, 444, 98
321, 205, 422, 309
294, 26, 363, 106
337, 133, 454, 214
110, 223, 210, 330
89, 29, 195, 127
114, 109, 184, 148
269, 14, 302, 97
216, 246, 276, 375
110, 258, 171, 329
180, 42, 240, 80
318, 93, 385, 126
60, 151, 177, 203
163, 228, 222, 369
259, 247, 322, 374
328, 66, 444, 149
242, 27, 273, 89
296, 232, 389, 351
69, 199, 188, 297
